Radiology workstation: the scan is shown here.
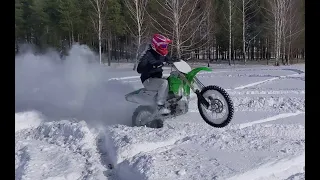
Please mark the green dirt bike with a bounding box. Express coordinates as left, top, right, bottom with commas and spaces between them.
125, 59, 234, 128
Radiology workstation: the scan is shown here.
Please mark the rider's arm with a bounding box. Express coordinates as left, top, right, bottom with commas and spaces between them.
165, 55, 177, 64
137, 54, 148, 74
164, 55, 171, 63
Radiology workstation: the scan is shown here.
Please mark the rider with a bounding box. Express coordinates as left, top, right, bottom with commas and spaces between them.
137, 34, 173, 114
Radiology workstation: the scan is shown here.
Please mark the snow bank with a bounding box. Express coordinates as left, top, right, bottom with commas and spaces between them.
15, 120, 106, 180
104, 125, 187, 165
15, 139, 88, 180
103, 123, 304, 180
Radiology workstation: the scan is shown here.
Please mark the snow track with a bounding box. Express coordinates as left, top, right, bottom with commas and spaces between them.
238, 111, 304, 129
108, 123, 305, 180
227, 153, 305, 180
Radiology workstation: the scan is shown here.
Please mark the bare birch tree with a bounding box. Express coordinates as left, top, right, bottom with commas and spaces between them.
204, 0, 216, 66
148, 0, 211, 59
283, 0, 304, 65
221, 0, 236, 65
236, 0, 260, 64
89, 0, 107, 64
228, 0, 232, 65
263, 0, 290, 66
124, 0, 149, 70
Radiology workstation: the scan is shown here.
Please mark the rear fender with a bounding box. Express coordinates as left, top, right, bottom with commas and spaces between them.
125, 88, 157, 105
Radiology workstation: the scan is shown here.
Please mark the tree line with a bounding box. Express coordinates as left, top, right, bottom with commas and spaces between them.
15, 0, 305, 67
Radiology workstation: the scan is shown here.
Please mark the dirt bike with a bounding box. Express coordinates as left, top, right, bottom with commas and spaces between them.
125, 59, 234, 128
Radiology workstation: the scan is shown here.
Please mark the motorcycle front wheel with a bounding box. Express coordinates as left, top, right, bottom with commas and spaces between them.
197, 85, 234, 128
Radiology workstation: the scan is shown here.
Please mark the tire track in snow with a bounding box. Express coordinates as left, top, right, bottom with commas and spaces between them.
238, 111, 305, 129
227, 152, 305, 180
233, 73, 301, 90
227, 89, 305, 95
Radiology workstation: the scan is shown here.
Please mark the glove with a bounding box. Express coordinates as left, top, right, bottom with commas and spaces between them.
166, 57, 174, 64
152, 63, 164, 69
172, 56, 180, 62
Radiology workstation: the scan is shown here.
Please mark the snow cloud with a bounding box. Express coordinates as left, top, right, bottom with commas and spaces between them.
15, 44, 136, 127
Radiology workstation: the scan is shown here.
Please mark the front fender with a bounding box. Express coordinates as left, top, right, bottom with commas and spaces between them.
186, 67, 212, 81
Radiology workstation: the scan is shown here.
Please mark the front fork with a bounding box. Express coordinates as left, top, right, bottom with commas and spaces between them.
193, 77, 210, 109
195, 89, 210, 108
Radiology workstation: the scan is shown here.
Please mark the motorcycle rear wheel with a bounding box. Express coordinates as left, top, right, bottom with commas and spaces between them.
132, 106, 163, 128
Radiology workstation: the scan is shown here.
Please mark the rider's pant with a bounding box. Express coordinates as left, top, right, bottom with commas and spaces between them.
143, 78, 168, 106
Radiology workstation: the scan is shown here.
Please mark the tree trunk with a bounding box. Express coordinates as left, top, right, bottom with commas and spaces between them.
253, 37, 256, 60
288, 6, 292, 65
132, 0, 142, 71
133, 34, 141, 70
232, 37, 235, 65
228, 0, 232, 66
69, 31, 72, 47
274, 13, 278, 66
98, 10, 102, 64
215, 45, 218, 61
126, 36, 129, 62
71, 22, 74, 44
242, 0, 247, 64
107, 32, 112, 66
283, 34, 286, 65
266, 38, 269, 65
120, 40, 123, 60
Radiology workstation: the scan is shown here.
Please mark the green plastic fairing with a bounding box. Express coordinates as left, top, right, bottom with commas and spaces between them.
167, 75, 182, 94
186, 67, 212, 80
168, 67, 212, 96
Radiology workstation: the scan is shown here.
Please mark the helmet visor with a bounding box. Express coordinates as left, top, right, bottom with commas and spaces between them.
160, 44, 168, 48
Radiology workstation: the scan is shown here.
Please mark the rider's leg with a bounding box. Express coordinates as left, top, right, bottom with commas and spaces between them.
143, 78, 170, 114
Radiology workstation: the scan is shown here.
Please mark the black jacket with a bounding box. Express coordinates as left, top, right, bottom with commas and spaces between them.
137, 45, 171, 83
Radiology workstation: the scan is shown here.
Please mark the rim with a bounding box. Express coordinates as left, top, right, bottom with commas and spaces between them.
199, 89, 229, 124
135, 110, 152, 126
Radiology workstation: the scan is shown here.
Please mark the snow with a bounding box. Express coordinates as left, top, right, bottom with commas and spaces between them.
113, 123, 304, 180
15, 111, 44, 132
15, 45, 304, 180
15, 120, 107, 180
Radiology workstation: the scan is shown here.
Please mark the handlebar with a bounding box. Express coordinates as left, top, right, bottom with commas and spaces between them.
166, 58, 181, 65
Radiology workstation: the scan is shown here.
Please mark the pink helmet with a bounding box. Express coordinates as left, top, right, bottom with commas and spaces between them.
151, 34, 172, 56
